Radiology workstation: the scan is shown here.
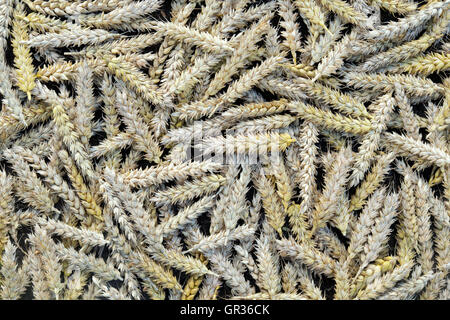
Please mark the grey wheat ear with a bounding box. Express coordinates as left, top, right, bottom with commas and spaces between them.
0, 0, 448, 301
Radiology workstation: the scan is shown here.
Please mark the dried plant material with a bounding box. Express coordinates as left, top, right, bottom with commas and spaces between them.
353, 8, 450, 73
78, 0, 163, 29
348, 152, 395, 215
344, 72, 445, 99
151, 174, 225, 205
278, 0, 302, 64
316, 0, 369, 27
11, 2, 36, 100
289, 101, 374, 135
24, 28, 121, 48
369, 0, 417, 14
294, 0, 330, 45
0, 240, 29, 299
277, 237, 337, 277
311, 146, 353, 235
312, 36, 352, 81
386, 133, 450, 168
0, 0, 448, 301
365, 1, 449, 41
22, 0, 132, 16
349, 94, 394, 187
255, 225, 281, 297
388, 52, 450, 76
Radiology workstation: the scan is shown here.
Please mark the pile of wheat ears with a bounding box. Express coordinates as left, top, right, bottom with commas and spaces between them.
0, 0, 449, 300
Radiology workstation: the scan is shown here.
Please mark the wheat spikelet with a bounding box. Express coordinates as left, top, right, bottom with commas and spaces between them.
345, 72, 445, 99
386, 132, 450, 168
349, 94, 394, 187
24, 28, 121, 48
289, 101, 374, 135
11, 2, 36, 100
316, 0, 369, 27
58, 149, 103, 221
78, 0, 163, 29
365, 1, 449, 41
369, 0, 417, 14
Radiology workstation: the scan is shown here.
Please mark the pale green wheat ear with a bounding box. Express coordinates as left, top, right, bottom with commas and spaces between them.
0, 0, 448, 301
